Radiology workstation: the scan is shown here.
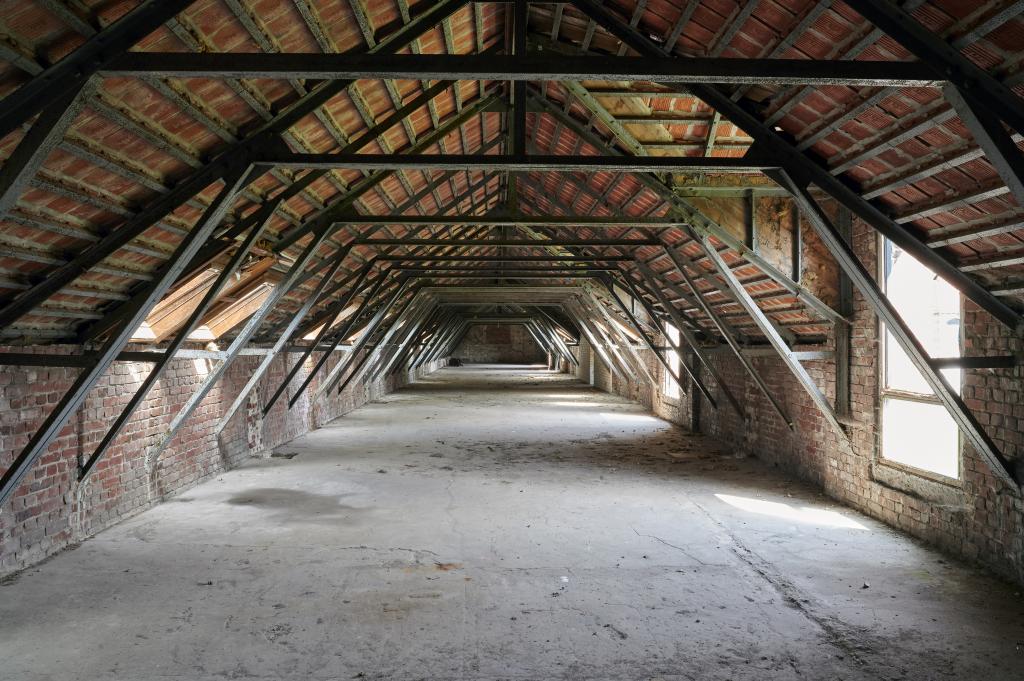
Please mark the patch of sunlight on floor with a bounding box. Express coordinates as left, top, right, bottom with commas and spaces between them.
714, 494, 869, 530
537, 393, 594, 398
598, 412, 660, 423
548, 401, 602, 407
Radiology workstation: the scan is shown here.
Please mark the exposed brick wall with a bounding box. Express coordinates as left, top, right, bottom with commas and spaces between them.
570, 214, 1024, 586
0, 346, 444, 575
453, 324, 546, 364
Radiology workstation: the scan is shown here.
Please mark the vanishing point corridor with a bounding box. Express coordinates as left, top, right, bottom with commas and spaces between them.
3, 365, 1022, 680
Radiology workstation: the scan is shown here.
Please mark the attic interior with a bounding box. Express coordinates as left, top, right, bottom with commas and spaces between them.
2, 0, 1024, 678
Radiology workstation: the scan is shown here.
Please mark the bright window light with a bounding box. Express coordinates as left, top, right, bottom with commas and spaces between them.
662, 322, 681, 399
880, 239, 961, 479
880, 398, 959, 478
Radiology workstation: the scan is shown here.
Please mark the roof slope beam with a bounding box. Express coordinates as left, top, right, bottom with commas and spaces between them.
273, 92, 503, 252
103, 53, 943, 87
0, 0, 476, 333
270, 175, 502, 335
943, 85, 1024, 210
564, 0, 1021, 332
78, 195, 282, 480
0, 163, 257, 507
844, 0, 1024, 135
0, 0, 198, 139
809, 7, 1024, 184
530, 93, 844, 327
0, 79, 96, 217
332, 215, 690, 227
774, 168, 1019, 487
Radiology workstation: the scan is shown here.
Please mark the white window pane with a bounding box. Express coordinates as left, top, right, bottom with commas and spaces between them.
885, 331, 961, 395
663, 323, 681, 399
883, 241, 962, 394
881, 398, 959, 479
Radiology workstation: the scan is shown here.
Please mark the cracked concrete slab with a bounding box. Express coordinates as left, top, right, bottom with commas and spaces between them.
2, 365, 1023, 680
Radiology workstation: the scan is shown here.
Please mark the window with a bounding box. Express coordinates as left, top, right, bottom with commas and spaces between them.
662, 322, 681, 400
879, 239, 961, 479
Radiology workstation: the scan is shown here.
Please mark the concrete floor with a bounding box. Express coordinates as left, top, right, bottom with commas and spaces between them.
3, 365, 1024, 680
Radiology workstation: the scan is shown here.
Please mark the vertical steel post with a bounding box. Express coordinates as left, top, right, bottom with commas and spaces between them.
835, 206, 854, 419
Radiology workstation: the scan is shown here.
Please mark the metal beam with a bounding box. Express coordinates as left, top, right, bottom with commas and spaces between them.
378, 255, 631, 262
529, 93, 846, 327
358, 238, 659, 247
930, 355, 1022, 369
533, 314, 579, 366
389, 266, 617, 273
607, 274, 713, 405
213, 245, 355, 434
103, 52, 943, 87
572, 297, 633, 381
0, 0, 474, 332
943, 85, 1024, 209
368, 293, 435, 381
261, 153, 773, 173
334, 214, 691, 227
0, 164, 258, 506
273, 91, 503, 251
844, 0, 1024, 135
565, 0, 1021, 331
774, 168, 1019, 486
385, 308, 446, 376
286, 270, 393, 406
315, 278, 412, 399
332, 281, 418, 396
584, 286, 656, 386
146, 213, 351, 466
0, 0, 197, 140
409, 310, 456, 369
0, 78, 96, 216
629, 261, 745, 418
512, 0, 528, 157
835, 206, 854, 419
695, 227, 847, 437
261, 260, 376, 415
406, 273, 605, 279
79, 197, 282, 480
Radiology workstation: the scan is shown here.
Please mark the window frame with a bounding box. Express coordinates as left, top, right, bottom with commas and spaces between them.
876, 235, 963, 484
